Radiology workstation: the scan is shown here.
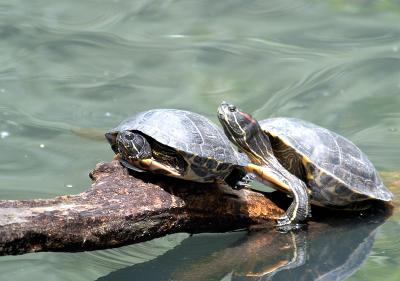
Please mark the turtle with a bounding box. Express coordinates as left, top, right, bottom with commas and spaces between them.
217, 102, 393, 226
105, 109, 254, 188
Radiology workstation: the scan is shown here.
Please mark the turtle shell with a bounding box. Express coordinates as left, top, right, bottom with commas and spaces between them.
259, 118, 393, 205
106, 109, 248, 167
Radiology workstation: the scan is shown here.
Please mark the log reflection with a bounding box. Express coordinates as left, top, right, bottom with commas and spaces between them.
99, 202, 391, 281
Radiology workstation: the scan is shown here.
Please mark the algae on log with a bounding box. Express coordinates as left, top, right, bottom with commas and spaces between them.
0, 161, 284, 256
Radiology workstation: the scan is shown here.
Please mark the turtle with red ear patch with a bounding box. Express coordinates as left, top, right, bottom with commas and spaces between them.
217, 102, 393, 228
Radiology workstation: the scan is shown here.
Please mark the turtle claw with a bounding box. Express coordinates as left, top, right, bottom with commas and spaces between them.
234, 181, 250, 189
234, 173, 256, 189
307, 207, 312, 218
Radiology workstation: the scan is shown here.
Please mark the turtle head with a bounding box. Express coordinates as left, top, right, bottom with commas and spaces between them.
218, 101, 262, 147
116, 131, 152, 161
218, 101, 272, 165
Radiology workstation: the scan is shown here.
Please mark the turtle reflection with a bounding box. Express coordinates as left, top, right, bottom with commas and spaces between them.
99, 206, 390, 281
232, 222, 377, 281
171, 209, 389, 281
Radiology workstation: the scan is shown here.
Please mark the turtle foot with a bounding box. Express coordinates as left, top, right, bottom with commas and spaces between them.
276, 215, 307, 232
232, 173, 255, 189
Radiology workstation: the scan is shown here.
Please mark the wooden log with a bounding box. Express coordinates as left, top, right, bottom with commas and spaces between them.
0, 161, 284, 256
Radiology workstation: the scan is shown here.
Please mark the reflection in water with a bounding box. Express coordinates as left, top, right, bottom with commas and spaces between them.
98, 204, 390, 281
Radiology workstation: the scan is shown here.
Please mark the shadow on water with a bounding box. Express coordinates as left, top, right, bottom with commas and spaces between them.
97, 200, 391, 281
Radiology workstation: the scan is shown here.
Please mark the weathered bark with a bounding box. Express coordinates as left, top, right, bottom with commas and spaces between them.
0, 161, 284, 256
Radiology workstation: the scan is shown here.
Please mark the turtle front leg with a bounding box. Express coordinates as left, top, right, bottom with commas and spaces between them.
276, 176, 310, 230
135, 158, 181, 177
245, 163, 311, 229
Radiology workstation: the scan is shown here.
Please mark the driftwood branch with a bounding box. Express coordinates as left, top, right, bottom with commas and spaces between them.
0, 161, 285, 256
0, 161, 397, 257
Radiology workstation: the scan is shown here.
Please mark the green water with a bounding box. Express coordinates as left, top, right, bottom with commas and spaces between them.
1, 0, 400, 280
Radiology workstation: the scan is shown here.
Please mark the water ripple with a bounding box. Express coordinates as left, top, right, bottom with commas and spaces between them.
1, 1, 400, 280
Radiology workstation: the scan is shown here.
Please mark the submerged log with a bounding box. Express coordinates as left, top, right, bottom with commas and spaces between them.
0, 161, 284, 256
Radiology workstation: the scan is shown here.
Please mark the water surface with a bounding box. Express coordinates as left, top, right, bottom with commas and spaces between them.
1, 0, 400, 280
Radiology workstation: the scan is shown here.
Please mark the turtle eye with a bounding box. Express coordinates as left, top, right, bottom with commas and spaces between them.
125, 133, 135, 140
228, 105, 236, 112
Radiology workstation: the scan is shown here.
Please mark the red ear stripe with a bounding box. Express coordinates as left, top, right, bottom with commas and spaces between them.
239, 112, 256, 123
